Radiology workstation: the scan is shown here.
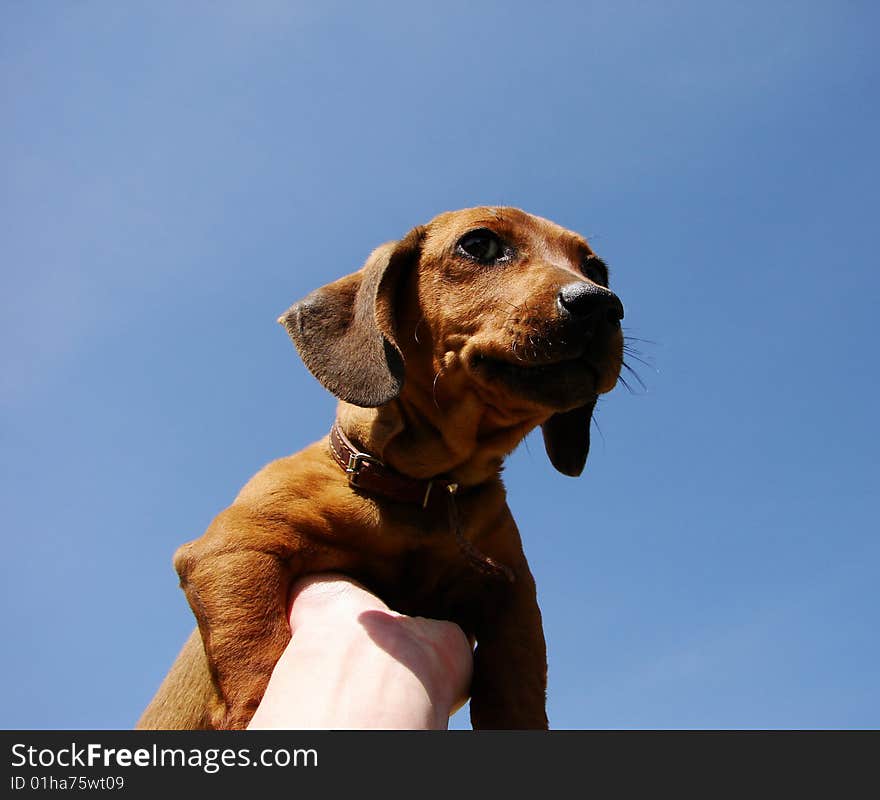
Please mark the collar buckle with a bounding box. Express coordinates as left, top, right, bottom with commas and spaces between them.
345, 450, 382, 487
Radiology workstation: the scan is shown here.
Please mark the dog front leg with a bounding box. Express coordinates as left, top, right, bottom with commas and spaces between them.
174, 514, 296, 730
469, 566, 549, 730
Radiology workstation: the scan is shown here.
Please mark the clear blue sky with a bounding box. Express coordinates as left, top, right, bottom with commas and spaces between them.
2, 1, 877, 729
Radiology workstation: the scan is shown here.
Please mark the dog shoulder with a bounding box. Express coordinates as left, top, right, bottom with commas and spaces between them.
232, 438, 333, 506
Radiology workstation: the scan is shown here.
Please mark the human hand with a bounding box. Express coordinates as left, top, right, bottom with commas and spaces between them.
247, 574, 473, 729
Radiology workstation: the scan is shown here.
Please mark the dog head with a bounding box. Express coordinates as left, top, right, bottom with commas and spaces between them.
279, 207, 624, 477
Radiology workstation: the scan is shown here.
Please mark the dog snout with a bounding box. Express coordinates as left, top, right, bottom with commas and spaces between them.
557, 282, 624, 327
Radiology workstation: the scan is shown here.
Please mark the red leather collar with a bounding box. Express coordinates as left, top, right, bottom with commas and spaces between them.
328, 422, 458, 508
327, 422, 514, 583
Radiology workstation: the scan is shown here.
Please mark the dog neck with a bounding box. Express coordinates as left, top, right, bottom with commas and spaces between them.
335, 391, 548, 487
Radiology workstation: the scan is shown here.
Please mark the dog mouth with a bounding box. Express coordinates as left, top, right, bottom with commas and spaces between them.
476, 353, 598, 381
470, 351, 602, 408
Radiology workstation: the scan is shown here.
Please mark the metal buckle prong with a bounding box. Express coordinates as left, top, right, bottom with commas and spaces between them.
346, 451, 381, 486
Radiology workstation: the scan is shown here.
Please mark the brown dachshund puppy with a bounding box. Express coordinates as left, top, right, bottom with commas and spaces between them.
137, 207, 624, 730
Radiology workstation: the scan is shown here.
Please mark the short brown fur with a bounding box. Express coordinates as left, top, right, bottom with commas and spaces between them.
138, 207, 624, 730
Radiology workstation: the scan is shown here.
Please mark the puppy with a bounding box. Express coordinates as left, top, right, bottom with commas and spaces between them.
137, 206, 624, 730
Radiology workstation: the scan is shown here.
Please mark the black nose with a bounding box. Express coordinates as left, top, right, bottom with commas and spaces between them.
558, 282, 624, 324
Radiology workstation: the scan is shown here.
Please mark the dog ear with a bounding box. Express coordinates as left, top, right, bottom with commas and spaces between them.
278, 226, 425, 408
540, 398, 598, 477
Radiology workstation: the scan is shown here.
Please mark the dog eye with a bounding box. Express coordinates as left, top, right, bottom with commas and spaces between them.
457, 229, 505, 263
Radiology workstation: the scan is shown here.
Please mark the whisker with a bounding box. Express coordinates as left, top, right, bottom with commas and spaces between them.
622, 348, 655, 370
432, 369, 444, 410
617, 373, 635, 394
626, 355, 654, 371
623, 361, 648, 392
622, 332, 658, 374
622, 334, 658, 346
617, 361, 648, 394
503, 302, 522, 326
591, 409, 606, 448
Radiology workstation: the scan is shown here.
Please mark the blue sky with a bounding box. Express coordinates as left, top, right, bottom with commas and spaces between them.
2, 1, 877, 729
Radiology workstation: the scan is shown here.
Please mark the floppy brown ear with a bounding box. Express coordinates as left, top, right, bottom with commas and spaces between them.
277, 226, 425, 408
541, 398, 598, 477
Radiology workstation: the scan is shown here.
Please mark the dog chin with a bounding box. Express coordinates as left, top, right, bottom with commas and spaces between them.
471, 353, 602, 410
